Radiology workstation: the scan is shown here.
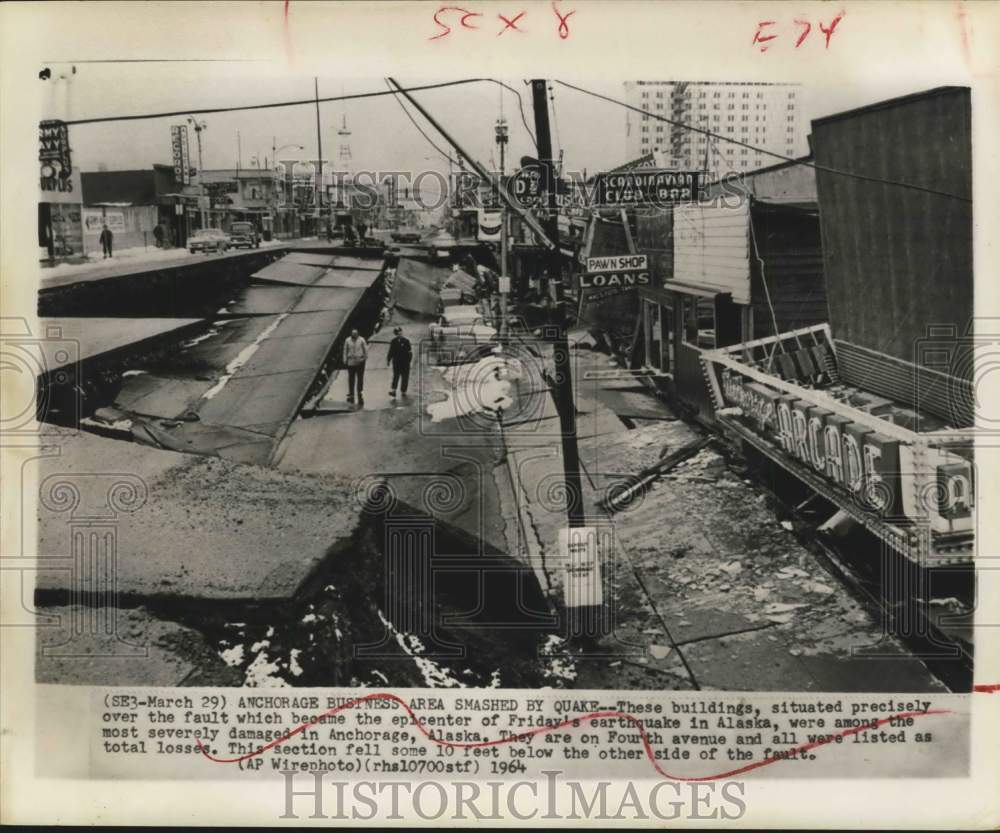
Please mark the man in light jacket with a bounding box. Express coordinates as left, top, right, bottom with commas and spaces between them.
343, 328, 368, 403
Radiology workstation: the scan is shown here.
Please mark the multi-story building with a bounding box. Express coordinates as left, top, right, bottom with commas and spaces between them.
623, 81, 807, 176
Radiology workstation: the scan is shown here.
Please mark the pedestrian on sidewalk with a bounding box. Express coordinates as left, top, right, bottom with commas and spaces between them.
153, 224, 164, 248
99, 224, 114, 259
343, 328, 368, 403
387, 326, 412, 397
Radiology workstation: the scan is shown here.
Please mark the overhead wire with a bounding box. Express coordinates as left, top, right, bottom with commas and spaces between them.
62, 78, 490, 126
60, 76, 538, 154
382, 79, 454, 164
554, 79, 972, 202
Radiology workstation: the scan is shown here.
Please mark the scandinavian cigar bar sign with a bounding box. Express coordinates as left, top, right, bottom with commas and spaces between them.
593, 169, 702, 206
717, 368, 975, 538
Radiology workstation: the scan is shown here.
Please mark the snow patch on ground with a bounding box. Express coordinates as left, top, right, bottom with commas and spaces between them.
202, 313, 289, 400
376, 609, 464, 688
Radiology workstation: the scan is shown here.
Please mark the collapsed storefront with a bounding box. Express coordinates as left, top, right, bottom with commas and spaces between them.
699, 86, 974, 570
634, 195, 828, 422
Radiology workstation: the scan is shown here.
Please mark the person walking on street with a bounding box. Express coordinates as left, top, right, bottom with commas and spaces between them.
343, 328, 368, 403
99, 224, 114, 259
387, 326, 412, 397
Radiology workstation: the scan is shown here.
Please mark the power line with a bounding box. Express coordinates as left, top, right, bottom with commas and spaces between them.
554, 79, 972, 203
383, 79, 455, 164
61, 78, 488, 127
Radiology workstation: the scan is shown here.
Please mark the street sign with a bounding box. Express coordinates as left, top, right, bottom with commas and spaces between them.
559, 527, 604, 609
593, 169, 702, 207
498, 275, 511, 294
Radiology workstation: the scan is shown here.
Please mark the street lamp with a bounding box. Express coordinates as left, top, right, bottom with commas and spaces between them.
187, 117, 208, 229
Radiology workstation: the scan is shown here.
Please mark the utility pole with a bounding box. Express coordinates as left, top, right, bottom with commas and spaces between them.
314, 78, 324, 230
531, 79, 585, 528
495, 117, 510, 335
188, 117, 208, 230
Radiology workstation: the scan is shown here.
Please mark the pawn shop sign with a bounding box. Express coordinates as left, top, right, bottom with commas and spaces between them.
580, 253, 651, 292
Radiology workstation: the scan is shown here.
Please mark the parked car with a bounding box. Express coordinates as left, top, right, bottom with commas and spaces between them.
189, 229, 231, 254
441, 305, 487, 327
440, 269, 479, 306
391, 227, 423, 244
229, 221, 260, 249
427, 230, 459, 262
428, 317, 498, 364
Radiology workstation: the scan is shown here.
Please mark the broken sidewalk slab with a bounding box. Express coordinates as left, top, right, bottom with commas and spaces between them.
251, 261, 327, 285
285, 252, 383, 270
39, 317, 208, 371
659, 607, 770, 646
227, 285, 366, 316
36, 427, 365, 603
35, 605, 241, 686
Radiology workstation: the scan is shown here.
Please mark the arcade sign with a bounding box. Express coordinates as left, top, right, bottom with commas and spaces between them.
718, 368, 974, 537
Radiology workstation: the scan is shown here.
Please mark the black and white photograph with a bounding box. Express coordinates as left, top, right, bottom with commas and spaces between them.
3, 0, 998, 827
30, 72, 975, 693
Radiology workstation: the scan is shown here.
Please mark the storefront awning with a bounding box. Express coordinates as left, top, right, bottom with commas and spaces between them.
639, 283, 729, 303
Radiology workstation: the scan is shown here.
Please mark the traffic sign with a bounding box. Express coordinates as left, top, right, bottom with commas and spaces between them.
559, 526, 604, 609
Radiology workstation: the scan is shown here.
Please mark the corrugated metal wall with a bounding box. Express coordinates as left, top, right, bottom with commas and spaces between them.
811, 87, 972, 378
672, 202, 751, 303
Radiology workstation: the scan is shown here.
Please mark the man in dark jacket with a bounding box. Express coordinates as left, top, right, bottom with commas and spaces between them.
386, 326, 412, 397
99, 224, 113, 258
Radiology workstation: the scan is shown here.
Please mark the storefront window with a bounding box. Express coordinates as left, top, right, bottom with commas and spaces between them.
682, 297, 717, 349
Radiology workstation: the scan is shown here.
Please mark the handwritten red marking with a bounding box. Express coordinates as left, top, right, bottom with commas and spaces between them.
195, 691, 951, 781
497, 11, 526, 35
793, 19, 811, 48
552, 1, 575, 39
752, 21, 777, 52
973, 683, 1000, 693
429, 6, 482, 40
818, 12, 845, 48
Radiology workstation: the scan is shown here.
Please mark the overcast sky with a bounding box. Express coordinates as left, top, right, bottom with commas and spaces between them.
42, 66, 946, 190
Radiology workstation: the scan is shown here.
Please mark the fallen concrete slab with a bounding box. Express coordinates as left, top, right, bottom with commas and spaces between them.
39, 317, 207, 371
35, 427, 364, 604
35, 605, 241, 686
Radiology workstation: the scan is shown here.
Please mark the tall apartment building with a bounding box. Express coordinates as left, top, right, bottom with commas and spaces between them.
623, 81, 807, 175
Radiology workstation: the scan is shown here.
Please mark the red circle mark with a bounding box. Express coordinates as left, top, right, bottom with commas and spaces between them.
195, 692, 952, 780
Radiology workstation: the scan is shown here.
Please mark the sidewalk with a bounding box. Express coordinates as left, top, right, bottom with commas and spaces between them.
40, 238, 288, 289
501, 339, 951, 692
